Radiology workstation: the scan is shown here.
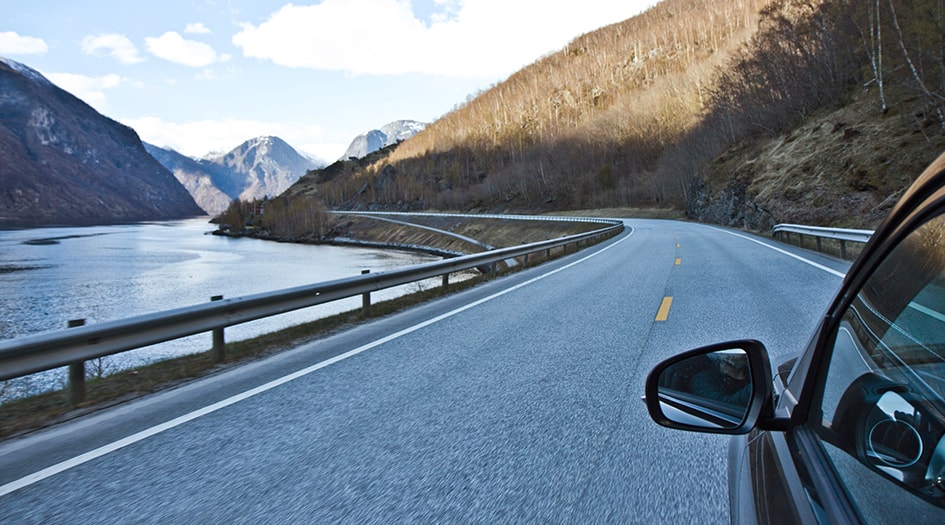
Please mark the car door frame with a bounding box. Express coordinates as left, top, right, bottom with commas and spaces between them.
767, 153, 945, 524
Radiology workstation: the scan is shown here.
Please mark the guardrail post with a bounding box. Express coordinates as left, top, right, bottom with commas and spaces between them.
840, 240, 848, 259
362, 270, 371, 315
816, 237, 822, 252
211, 295, 225, 362
442, 273, 449, 289
68, 319, 86, 405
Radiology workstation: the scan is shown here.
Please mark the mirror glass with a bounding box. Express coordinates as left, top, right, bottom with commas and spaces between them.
655, 349, 753, 429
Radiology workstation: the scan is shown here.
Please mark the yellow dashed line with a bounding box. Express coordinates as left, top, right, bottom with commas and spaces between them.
655, 296, 673, 321
675, 258, 681, 266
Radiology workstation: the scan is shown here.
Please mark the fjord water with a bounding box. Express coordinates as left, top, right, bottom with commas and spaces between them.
0, 218, 441, 397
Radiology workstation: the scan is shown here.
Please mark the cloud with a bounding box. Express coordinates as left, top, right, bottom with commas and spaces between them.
0, 31, 49, 55
123, 116, 328, 159
232, 0, 658, 78
82, 34, 145, 65
184, 23, 212, 35
45, 72, 135, 112
145, 32, 223, 67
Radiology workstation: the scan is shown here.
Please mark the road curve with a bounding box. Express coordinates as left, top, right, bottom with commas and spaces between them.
0, 219, 849, 523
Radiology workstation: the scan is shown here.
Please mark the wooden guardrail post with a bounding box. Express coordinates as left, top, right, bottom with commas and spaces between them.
68, 319, 86, 405
211, 295, 225, 363
362, 270, 371, 315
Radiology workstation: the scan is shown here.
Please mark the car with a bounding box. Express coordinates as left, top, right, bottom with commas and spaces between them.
644, 151, 945, 524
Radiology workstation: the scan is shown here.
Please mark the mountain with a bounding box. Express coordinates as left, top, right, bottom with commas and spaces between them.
199, 136, 317, 201
341, 120, 426, 160
143, 143, 232, 215
0, 58, 203, 225
146, 136, 319, 214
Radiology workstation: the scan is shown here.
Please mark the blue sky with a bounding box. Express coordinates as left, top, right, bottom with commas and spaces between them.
2, 0, 659, 162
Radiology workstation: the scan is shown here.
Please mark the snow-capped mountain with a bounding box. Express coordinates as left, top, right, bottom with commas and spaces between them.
341, 120, 426, 160
0, 57, 203, 224
147, 136, 321, 214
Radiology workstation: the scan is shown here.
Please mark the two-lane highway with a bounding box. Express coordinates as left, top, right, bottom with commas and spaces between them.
0, 220, 848, 523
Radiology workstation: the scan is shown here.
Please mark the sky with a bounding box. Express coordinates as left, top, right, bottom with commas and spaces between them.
2, 0, 660, 162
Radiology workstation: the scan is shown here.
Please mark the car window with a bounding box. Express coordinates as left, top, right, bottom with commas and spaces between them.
816, 215, 945, 522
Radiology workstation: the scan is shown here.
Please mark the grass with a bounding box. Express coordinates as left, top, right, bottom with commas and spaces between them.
0, 232, 617, 441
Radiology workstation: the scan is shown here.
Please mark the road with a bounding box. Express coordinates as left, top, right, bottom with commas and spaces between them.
0, 219, 849, 523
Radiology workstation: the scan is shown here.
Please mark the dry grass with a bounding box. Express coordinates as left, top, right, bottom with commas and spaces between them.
708, 88, 945, 229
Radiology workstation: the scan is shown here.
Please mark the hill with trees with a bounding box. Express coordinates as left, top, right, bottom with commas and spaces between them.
223, 0, 945, 239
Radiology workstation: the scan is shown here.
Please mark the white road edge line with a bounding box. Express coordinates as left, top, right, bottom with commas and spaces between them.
708, 226, 847, 278
0, 226, 635, 498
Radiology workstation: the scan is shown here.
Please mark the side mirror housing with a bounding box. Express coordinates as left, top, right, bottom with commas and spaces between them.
645, 340, 774, 434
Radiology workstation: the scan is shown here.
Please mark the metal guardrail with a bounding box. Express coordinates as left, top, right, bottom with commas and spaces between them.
0, 215, 623, 401
773, 223, 874, 258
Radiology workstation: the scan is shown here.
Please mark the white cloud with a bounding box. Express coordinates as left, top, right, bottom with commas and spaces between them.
232, 0, 658, 78
123, 116, 328, 159
82, 34, 145, 65
184, 23, 212, 35
0, 31, 49, 55
45, 72, 134, 112
145, 32, 222, 68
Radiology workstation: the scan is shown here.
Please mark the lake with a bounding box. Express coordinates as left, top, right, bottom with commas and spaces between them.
0, 218, 449, 400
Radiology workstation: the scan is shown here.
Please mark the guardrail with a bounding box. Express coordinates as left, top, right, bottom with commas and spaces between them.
773, 223, 874, 258
0, 215, 623, 404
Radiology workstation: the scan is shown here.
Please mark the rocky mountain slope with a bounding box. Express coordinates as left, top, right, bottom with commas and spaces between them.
143, 143, 233, 215
341, 120, 426, 160
199, 136, 316, 202
0, 58, 203, 225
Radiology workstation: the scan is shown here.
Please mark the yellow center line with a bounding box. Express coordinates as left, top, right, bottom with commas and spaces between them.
655, 296, 673, 321
675, 258, 681, 266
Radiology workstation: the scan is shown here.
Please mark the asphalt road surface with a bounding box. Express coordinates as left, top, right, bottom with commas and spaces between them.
0, 219, 850, 523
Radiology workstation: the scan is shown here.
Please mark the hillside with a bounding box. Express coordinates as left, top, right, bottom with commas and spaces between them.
686, 0, 945, 229
233, 0, 945, 237
0, 59, 203, 225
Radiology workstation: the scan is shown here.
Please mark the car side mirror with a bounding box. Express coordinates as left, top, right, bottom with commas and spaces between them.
645, 340, 774, 434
